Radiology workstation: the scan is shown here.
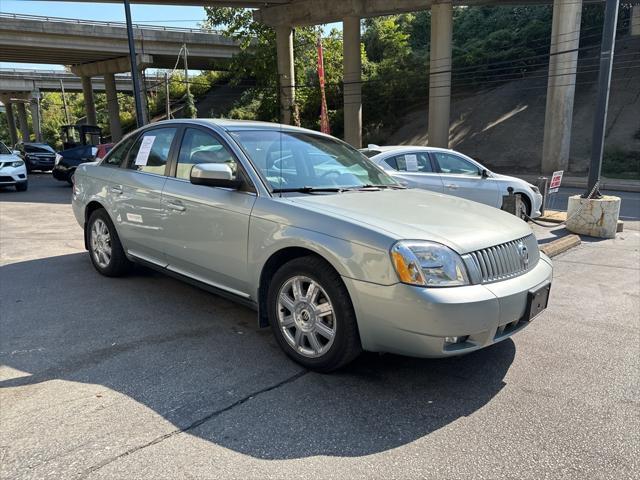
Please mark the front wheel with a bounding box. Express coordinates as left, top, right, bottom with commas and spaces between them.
267, 256, 361, 372
15, 181, 28, 192
87, 209, 131, 277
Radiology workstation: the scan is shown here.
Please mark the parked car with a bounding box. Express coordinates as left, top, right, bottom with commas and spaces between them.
362, 145, 543, 218
0, 141, 28, 191
53, 143, 113, 184
14, 142, 56, 172
72, 120, 552, 372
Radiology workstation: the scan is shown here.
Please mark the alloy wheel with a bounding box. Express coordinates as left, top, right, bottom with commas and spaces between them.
277, 275, 336, 358
90, 218, 112, 268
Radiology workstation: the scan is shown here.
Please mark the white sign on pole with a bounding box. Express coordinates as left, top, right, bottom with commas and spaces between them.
548, 170, 563, 193
134, 136, 156, 166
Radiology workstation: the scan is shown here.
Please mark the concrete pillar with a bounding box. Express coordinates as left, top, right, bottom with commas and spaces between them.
16, 102, 29, 142
275, 25, 296, 125
541, 0, 582, 174
104, 73, 122, 142
81, 76, 97, 126
29, 97, 42, 143
632, 5, 640, 37
137, 70, 149, 125
4, 102, 18, 147
428, 0, 453, 148
343, 16, 362, 148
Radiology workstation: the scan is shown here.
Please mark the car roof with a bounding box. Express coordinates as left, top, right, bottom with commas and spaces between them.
149, 118, 326, 136
368, 145, 458, 155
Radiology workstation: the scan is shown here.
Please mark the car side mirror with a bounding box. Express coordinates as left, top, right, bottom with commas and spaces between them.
12, 150, 20, 156
481, 169, 489, 178
190, 163, 242, 189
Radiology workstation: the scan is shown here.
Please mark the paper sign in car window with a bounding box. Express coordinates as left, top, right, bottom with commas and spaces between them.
135, 136, 156, 166
405, 154, 419, 172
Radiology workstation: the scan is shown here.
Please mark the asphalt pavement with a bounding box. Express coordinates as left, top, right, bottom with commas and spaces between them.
1, 174, 638, 479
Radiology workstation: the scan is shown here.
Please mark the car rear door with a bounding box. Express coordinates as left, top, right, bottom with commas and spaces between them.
432, 151, 500, 206
161, 126, 257, 298
109, 126, 179, 266
382, 152, 444, 193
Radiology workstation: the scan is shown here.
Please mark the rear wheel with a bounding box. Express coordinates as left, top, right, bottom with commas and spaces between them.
87, 209, 131, 277
267, 256, 361, 372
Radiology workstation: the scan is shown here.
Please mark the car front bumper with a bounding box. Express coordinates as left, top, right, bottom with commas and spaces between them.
25, 156, 55, 170
343, 253, 553, 358
0, 165, 27, 185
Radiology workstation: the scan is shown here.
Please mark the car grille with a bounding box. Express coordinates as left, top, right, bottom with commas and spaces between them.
0, 175, 14, 182
465, 234, 539, 284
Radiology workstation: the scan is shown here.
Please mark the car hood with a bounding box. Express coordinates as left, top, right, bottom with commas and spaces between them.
287, 188, 533, 254
0, 154, 21, 162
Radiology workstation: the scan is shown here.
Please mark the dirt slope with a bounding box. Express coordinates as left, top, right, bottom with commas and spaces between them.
386, 36, 640, 174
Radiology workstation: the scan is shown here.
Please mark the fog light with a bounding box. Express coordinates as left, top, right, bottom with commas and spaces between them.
444, 336, 468, 344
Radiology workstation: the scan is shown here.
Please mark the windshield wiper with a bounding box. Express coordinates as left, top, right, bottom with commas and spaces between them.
344, 184, 407, 190
271, 186, 347, 194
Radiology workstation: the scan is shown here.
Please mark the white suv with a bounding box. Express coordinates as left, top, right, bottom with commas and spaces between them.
0, 142, 28, 191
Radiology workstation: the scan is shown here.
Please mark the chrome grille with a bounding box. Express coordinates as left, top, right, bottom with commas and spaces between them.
464, 234, 539, 284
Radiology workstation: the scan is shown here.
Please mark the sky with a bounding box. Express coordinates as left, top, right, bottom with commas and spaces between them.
0, 1, 209, 70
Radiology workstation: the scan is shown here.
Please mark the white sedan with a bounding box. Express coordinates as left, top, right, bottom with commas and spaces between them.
0, 142, 28, 191
363, 145, 543, 218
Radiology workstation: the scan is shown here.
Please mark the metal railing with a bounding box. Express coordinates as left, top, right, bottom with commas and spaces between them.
0, 12, 222, 35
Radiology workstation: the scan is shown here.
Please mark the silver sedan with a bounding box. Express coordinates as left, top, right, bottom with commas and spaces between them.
363, 145, 544, 218
72, 120, 552, 372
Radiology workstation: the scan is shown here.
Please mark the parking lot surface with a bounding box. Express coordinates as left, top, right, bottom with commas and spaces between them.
1, 175, 639, 479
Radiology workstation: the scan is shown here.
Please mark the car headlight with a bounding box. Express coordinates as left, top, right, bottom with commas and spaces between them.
11, 160, 24, 167
390, 241, 470, 287
55, 153, 63, 165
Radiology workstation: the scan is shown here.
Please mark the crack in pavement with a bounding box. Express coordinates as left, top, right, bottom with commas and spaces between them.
78, 369, 309, 478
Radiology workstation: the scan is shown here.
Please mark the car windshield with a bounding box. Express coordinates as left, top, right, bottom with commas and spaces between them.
0, 142, 11, 155
230, 130, 398, 191
24, 144, 54, 153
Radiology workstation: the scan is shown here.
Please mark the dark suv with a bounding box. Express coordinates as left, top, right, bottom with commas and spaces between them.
15, 142, 57, 172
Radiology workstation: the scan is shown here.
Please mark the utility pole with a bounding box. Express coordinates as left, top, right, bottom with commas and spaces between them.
123, 0, 145, 128
584, 0, 620, 198
182, 44, 190, 97
59, 79, 70, 124
164, 72, 171, 120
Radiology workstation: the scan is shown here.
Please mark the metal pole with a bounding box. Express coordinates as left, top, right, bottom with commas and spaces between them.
123, 0, 144, 127
584, 0, 620, 198
165, 72, 171, 120
60, 79, 70, 124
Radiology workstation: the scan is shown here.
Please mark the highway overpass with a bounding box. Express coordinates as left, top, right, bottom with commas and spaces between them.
0, 69, 161, 94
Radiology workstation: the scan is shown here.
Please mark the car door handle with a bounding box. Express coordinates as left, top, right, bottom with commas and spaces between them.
166, 201, 186, 212
445, 184, 459, 189
110, 185, 123, 194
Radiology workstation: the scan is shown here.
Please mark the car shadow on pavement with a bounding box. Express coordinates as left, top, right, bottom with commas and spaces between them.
0, 252, 515, 460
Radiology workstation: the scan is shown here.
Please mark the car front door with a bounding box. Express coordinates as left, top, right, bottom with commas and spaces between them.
432, 152, 500, 206
161, 127, 257, 298
382, 152, 444, 193
110, 126, 179, 266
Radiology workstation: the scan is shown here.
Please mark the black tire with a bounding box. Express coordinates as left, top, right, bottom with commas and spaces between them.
267, 255, 361, 372
15, 181, 28, 192
66, 169, 75, 185
86, 208, 131, 277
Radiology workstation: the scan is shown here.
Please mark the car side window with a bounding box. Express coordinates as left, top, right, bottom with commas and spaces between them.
176, 128, 238, 180
388, 153, 433, 173
434, 153, 479, 175
103, 137, 135, 167
126, 128, 177, 175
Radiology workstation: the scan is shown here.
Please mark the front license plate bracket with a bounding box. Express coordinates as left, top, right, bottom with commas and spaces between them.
524, 283, 551, 321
